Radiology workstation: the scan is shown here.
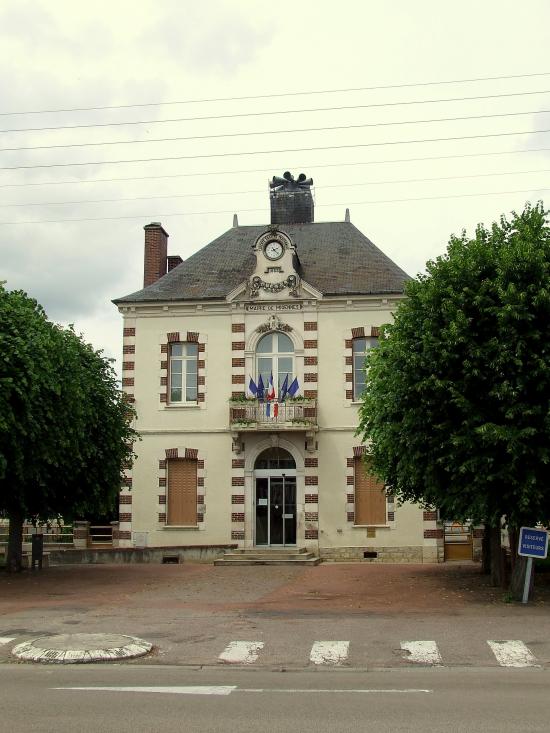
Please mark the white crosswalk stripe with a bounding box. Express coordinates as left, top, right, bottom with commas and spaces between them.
487, 640, 539, 668
309, 641, 350, 666
400, 640, 442, 666
0, 637, 15, 646
218, 641, 264, 664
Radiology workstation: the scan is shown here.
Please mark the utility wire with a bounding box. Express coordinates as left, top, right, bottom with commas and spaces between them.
4, 168, 550, 209
2, 127, 550, 171
2, 146, 550, 189
3, 107, 550, 154
3, 70, 550, 116
1, 186, 549, 225
2, 88, 550, 134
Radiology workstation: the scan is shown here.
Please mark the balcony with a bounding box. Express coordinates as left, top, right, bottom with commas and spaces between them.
229, 398, 317, 432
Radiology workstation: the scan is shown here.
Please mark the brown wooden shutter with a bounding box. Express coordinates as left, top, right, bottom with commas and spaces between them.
167, 458, 197, 525
354, 457, 386, 525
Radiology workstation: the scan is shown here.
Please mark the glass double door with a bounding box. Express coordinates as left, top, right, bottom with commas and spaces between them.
255, 474, 296, 546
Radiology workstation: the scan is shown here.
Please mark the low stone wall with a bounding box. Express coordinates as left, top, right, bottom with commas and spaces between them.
320, 545, 431, 563
47, 544, 237, 565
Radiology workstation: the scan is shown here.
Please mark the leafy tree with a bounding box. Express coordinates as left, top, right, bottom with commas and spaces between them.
0, 284, 137, 572
357, 202, 550, 599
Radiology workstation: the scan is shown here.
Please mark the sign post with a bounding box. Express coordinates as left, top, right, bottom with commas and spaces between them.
518, 527, 549, 604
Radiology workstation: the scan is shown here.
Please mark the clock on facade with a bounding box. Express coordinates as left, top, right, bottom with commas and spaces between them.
264, 240, 284, 260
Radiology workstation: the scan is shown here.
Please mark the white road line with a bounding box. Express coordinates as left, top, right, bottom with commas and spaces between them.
487, 640, 539, 668
400, 641, 442, 666
56, 686, 432, 695
56, 686, 235, 695
218, 641, 264, 664
310, 641, 350, 666
0, 637, 15, 646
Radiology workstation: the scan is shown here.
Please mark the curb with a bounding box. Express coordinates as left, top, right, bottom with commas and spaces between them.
12, 634, 152, 664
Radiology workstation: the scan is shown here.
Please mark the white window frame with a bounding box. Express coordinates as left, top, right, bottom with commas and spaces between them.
255, 331, 295, 397
352, 336, 379, 401
169, 342, 198, 404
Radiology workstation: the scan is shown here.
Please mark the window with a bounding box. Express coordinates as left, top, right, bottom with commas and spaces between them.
354, 457, 386, 526
256, 332, 294, 396
169, 342, 198, 403
352, 337, 379, 400
167, 458, 197, 525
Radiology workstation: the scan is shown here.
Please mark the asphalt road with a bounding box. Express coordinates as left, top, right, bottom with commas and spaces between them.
2, 664, 549, 733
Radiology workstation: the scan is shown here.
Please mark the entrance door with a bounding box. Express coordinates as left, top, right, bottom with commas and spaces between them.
255, 476, 296, 546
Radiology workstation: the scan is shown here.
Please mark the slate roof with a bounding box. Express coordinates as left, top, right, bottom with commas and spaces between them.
113, 221, 411, 304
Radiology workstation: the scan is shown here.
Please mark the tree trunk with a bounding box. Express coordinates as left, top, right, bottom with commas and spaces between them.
481, 527, 491, 575
489, 525, 502, 587
6, 509, 24, 573
508, 526, 535, 601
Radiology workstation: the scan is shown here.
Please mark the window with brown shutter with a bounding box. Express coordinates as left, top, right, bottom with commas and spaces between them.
167, 458, 197, 525
354, 457, 386, 525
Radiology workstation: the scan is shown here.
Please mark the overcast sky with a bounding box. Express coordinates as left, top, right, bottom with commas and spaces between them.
1, 0, 550, 374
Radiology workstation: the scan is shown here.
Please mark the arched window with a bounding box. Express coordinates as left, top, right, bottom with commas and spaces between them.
254, 447, 296, 470
256, 332, 294, 396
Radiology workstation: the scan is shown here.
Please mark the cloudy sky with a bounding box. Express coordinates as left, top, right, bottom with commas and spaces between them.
1, 0, 550, 374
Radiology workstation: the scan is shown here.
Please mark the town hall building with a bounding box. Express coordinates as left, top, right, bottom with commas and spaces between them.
113, 172, 448, 563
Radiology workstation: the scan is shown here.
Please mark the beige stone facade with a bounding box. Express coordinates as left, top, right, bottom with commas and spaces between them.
113, 179, 447, 562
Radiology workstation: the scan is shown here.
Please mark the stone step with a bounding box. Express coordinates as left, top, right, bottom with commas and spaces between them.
214, 556, 320, 566
219, 551, 317, 561
230, 546, 310, 555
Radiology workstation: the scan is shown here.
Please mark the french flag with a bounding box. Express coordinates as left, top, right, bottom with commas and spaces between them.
266, 373, 279, 417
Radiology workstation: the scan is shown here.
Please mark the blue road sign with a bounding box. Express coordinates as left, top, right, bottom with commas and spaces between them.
518, 527, 549, 559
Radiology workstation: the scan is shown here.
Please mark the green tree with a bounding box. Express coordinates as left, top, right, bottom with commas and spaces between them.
0, 284, 138, 572
357, 202, 550, 599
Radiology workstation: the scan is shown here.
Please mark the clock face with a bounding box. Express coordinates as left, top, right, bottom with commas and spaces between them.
264, 240, 284, 260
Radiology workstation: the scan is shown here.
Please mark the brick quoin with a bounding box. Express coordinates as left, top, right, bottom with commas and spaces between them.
304, 356, 318, 366
305, 512, 318, 521
119, 495, 132, 505
305, 475, 318, 486
347, 475, 354, 485
167, 332, 180, 343
346, 493, 354, 503
197, 360, 205, 369
304, 373, 317, 383
160, 393, 167, 403
304, 322, 317, 331
346, 389, 354, 400
305, 494, 318, 503
347, 457, 354, 467
159, 477, 166, 487
122, 377, 134, 387
345, 355, 353, 365
160, 344, 168, 354
158, 513, 167, 523
304, 340, 317, 349
158, 495, 166, 504
345, 339, 353, 349
161, 360, 168, 370
231, 530, 245, 540
159, 459, 166, 469
123, 327, 136, 337
123, 345, 135, 354
185, 448, 198, 459
304, 390, 317, 399
305, 529, 318, 540
186, 331, 199, 342
197, 375, 205, 385
197, 460, 205, 469
304, 457, 318, 467
231, 495, 245, 504
197, 393, 205, 402
232, 476, 245, 486
122, 361, 135, 371
232, 341, 245, 351
371, 326, 380, 337
351, 327, 365, 338
119, 513, 132, 522
198, 343, 205, 353
347, 512, 355, 523
160, 376, 167, 386
387, 511, 395, 522
232, 458, 245, 468
345, 373, 353, 382
231, 513, 245, 522
197, 514, 204, 523
423, 510, 438, 521
232, 358, 245, 368
232, 323, 245, 332
197, 477, 204, 487
119, 531, 131, 540
197, 495, 204, 504
232, 374, 245, 384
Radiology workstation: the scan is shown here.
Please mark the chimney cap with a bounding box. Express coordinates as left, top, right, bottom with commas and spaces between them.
144, 221, 169, 236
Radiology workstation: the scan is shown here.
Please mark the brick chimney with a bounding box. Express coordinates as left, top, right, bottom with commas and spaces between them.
143, 222, 169, 287
270, 172, 314, 225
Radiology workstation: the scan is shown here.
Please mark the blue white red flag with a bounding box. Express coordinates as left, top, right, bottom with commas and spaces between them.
279, 373, 289, 401
287, 377, 299, 397
267, 373, 276, 401
257, 374, 265, 401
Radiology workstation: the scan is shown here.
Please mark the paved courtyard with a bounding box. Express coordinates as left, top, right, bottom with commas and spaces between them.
2, 562, 550, 669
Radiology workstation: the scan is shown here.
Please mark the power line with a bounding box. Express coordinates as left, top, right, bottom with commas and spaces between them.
2, 88, 550, 135
1, 186, 549, 225
2, 145, 550, 189
2, 127, 550, 171
4, 168, 550, 209
3, 70, 550, 116
3, 107, 550, 154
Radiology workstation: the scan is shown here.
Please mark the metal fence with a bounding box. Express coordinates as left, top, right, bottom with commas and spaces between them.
229, 400, 317, 426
